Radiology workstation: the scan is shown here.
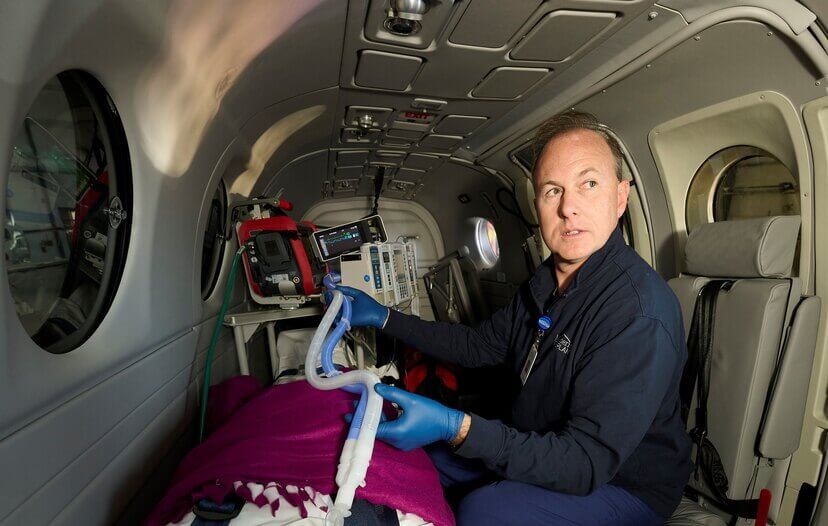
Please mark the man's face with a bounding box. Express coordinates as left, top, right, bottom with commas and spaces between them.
533, 129, 630, 269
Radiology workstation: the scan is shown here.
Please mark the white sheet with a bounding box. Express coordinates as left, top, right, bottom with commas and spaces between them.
168, 483, 431, 526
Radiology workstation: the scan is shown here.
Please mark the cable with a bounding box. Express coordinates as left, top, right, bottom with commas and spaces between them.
362, 167, 387, 219
198, 244, 246, 442
496, 187, 539, 230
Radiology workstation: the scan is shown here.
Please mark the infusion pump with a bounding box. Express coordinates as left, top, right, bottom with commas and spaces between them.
340, 242, 419, 309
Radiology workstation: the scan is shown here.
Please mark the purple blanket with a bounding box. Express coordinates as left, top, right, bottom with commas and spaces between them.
145, 376, 454, 526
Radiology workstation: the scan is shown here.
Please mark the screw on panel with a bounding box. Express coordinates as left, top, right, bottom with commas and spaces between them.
767, 31, 774, 36
648, 11, 658, 21
693, 35, 701, 41
816, 81, 822, 86
646, 64, 652, 68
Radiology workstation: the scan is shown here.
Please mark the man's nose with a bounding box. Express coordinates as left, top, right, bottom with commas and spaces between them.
558, 189, 580, 218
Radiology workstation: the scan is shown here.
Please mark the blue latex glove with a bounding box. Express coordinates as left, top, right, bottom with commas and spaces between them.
334, 285, 390, 329
369, 383, 466, 451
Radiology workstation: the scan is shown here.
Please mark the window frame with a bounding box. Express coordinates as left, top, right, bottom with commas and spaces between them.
200, 180, 228, 300
4, 70, 132, 354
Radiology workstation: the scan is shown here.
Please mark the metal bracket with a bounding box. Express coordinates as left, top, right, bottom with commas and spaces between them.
103, 196, 127, 229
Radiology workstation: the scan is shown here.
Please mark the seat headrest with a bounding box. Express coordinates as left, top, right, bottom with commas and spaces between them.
684, 216, 800, 278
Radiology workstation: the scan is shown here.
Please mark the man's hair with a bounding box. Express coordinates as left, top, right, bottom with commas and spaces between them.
531, 110, 624, 182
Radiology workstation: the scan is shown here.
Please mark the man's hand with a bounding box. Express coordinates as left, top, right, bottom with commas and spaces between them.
369, 384, 468, 451
334, 285, 390, 329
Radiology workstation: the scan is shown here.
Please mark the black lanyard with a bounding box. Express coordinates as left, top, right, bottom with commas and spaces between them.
520, 291, 562, 385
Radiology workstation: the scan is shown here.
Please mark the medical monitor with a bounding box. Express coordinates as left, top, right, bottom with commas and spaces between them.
312, 215, 387, 261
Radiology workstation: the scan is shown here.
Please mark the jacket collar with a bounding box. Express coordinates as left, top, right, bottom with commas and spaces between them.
529, 225, 626, 310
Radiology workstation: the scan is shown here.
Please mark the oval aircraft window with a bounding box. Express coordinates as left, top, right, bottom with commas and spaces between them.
687, 145, 800, 273
201, 181, 227, 299
4, 71, 132, 353
687, 146, 799, 229
464, 217, 500, 271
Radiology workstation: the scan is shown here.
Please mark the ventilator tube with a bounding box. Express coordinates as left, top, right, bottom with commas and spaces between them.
307, 276, 382, 526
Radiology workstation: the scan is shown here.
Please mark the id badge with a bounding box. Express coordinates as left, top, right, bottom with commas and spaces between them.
520, 341, 540, 385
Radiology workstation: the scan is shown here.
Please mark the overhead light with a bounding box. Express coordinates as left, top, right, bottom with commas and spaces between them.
384, 0, 428, 36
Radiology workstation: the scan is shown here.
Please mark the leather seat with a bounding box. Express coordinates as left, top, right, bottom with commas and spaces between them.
665, 216, 820, 525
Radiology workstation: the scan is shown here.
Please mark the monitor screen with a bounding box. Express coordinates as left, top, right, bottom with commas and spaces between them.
316, 224, 364, 259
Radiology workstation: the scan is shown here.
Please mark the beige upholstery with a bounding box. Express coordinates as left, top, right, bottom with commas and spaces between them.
684, 216, 800, 278
666, 498, 727, 526
667, 216, 817, 525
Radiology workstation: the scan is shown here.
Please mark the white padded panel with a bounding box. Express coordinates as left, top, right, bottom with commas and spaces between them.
354, 50, 422, 91
511, 10, 616, 62
434, 115, 488, 135
449, 0, 542, 48
471, 67, 549, 99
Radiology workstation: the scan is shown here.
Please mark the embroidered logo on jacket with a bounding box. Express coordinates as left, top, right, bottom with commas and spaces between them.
554, 334, 571, 354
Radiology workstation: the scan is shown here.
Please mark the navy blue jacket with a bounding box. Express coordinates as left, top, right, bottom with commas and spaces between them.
384, 227, 692, 518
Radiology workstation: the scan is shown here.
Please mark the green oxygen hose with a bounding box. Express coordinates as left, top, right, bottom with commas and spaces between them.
198, 245, 246, 442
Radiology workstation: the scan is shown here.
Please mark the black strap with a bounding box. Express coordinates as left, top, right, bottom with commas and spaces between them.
680, 281, 730, 426
344, 498, 401, 525
191, 494, 244, 524
680, 280, 760, 519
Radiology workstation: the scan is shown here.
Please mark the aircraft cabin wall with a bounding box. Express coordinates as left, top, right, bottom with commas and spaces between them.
0, 0, 349, 524
2, 1, 828, 525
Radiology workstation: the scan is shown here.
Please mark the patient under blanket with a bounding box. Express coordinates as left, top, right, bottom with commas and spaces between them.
145, 376, 454, 526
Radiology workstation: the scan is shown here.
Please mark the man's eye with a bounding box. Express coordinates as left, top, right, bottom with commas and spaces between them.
584, 180, 598, 189
546, 187, 561, 197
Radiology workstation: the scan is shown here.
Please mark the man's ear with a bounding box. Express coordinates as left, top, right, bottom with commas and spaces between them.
616, 179, 631, 218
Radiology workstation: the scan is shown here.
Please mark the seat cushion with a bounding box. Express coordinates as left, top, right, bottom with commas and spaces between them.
665, 497, 727, 526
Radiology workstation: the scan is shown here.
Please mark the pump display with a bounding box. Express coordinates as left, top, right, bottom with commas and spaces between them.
340, 242, 419, 309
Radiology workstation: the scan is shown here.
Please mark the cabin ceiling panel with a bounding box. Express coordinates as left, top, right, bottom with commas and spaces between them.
510, 10, 618, 62
337, 150, 370, 166
449, 0, 544, 48
326, 89, 513, 200
354, 50, 424, 90
341, 0, 657, 100
472, 4, 685, 162
470, 67, 551, 99
433, 114, 489, 135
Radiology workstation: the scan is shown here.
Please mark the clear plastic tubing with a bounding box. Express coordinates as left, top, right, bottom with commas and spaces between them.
307, 276, 382, 525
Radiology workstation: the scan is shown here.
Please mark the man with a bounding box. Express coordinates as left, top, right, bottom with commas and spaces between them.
337, 111, 691, 525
